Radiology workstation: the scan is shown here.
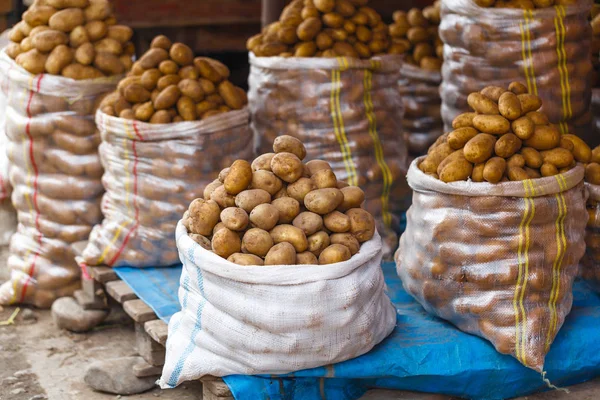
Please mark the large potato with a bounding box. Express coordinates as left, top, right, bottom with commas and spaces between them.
463, 134, 496, 164
187, 198, 220, 236
264, 242, 296, 265
241, 228, 273, 257
562, 134, 592, 163
346, 208, 375, 243
292, 211, 323, 236
271, 152, 304, 183
270, 224, 308, 252
273, 135, 307, 160
49, 8, 84, 32
249, 203, 280, 231
472, 115, 510, 135
304, 188, 344, 215
235, 189, 272, 213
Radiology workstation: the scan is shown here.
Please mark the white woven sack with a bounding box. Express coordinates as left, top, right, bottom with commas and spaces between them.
159, 221, 397, 388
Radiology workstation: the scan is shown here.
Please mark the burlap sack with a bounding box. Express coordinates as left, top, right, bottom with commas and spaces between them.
397, 158, 587, 372
580, 183, 600, 291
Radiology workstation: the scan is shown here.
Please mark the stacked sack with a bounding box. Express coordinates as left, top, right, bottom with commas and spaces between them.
391, 3, 444, 159
80, 37, 253, 268
440, 0, 593, 140
591, 5, 600, 147
0, 0, 132, 308
248, 0, 408, 257
397, 82, 589, 372
579, 145, 600, 291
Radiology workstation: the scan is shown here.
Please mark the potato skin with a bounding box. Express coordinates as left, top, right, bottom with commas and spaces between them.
524, 125, 560, 150
252, 153, 275, 171
346, 208, 375, 243
472, 115, 510, 135
318, 244, 351, 265
305, 159, 332, 176
251, 170, 282, 196
241, 228, 273, 257
452, 112, 477, 129
337, 186, 365, 212
521, 147, 543, 168
292, 211, 323, 236
585, 163, 600, 185
329, 233, 360, 255
235, 189, 272, 213
498, 91, 522, 120
494, 133, 522, 158
271, 197, 300, 224
562, 134, 592, 163
264, 242, 296, 265
273, 135, 307, 160
324, 211, 350, 233
187, 198, 221, 236
271, 152, 304, 183
287, 177, 316, 203
540, 148, 574, 168
311, 168, 338, 189
227, 253, 264, 266
304, 188, 344, 215
448, 127, 478, 150
467, 92, 499, 115
296, 251, 318, 265
482, 157, 506, 184
212, 227, 242, 259
463, 134, 496, 164
270, 224, 308, 252
249, 203, 280, 231
220, 207, 249, 231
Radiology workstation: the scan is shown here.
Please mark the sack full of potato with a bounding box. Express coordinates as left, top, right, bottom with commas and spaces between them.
159, 136, 396, 385
396, 82, 589, 372
0, 0, 133, 308
247, 0, 408, 257
579, 146, 600, 291
439, 0, 593, 140
79, 37, 253, 268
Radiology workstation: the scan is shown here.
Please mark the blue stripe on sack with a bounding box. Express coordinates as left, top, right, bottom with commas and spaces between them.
167, 247, 206, 387
164, 249, 193, 350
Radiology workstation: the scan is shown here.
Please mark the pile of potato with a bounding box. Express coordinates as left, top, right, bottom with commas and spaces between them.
247, 0, 390, 59
420, 81, 592, 183
388, 2, 442, 71
99, 36, 248, 123
7, 0, 134, 79
183, 135, 376, 266
473, 0, 576, 8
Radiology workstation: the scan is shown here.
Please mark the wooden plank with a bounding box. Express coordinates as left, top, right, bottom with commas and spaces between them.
132, 359, 162, 378
204, 379, 232, 397
144, 319, 168, 346
73, 289, 108, 311
123, 300, 156, 323
135, 323, 165, 367
105, 281, 137, 304
89, 266, 119, 284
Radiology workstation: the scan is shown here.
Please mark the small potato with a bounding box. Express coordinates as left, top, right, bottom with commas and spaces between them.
518, 94, 542, 113
541, 163, 559, 177
296, 252, 318, 265
170, 43, 194, 66
74, 42, 95, 65
438, 151, 473, 183
330, 233, 360, 255
511, 116, 535, 140
273, 135, 307, 160
249, 203, 280, 231
252, 153, 275, 171
520, 147, 543, 168
498, 91, 522, 120
251, 170, 282, 195
69, 26, 89, 47
32, 29, 68, 52
85, 20, 107, 41
45, 44, 72, 75
271, 152, 304, 183
203, 180, 222, 200
464, 134, 496, 164
189, 233, 211, 250
271, 197, 301, 224
473, 115, 510, 135
49, 8, 84, 32
585, 163, 600, 185
524, 125, 560, 150
319, 244, 351, 265
293, 211, 324, 236
472, 163, 485, 182
227, 253, 264, 266
225, 160, 252, 195
480, 86, 505, 102
194, 57, 224, 82
304, 188, 344, 215
221, 207, 249, 231
509, 81, 528, 95
153, 85, 181, 110
212, 227, 241, 259
211, 185, 236, 208
448, 127, 478, 150
84, 0, 111, 21
562, 134, 592, 163
107, 25, 133, 44
151, 35, 172, 50
324, 211, 350, 233
507, 154, 526, 169
346, 208, 375, 243
242, 228, 273, 257
337, 186, 365, 211
287, 177, 316, 203
141, 69, 162, 91
494, 133, 522, 158
94, 52, 125, 75
526, 111, 549, 125
452, 112, 477, 129
540, 148, 574, 168
508, 167, 529, 181
134, 101, 154, 122
264, 242, 296, 266
482, 157, 506, 184
178, 79, 204, 102
187, 198, 220, 236
139, 48, 169, 69
177, 96, 197, 121
16, 49, 48, 75
235, 189, 272, 213
467, 92, 499, 115
305, 159, 332, 176
123, 84, 151, 103
307, 231, 330, 256
270, 224, 308, 252
157, 74, 181, 91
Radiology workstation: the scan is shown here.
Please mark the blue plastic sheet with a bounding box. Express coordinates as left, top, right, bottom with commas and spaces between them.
114, 262, 600, 400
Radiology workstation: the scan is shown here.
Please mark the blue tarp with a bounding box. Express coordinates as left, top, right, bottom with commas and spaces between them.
115, 262, 600, 400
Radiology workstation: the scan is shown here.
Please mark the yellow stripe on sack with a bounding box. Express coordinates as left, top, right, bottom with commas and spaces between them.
546, 174, 568, 351
96, 120, 134, 265
335, 58, 358, 185
9, 275, 19, 304
525, 10, 538, 96
513, 180, 531, 363
329, 69, 353, 185
558, 6, 572, 119
553, 5, 569, 130
22, 75, 36, 214
519, 20, 533, 94
363, 65, 393, 227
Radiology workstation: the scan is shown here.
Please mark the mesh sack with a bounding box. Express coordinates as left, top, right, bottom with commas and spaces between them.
591, 88, 600, 148
249, 53, 408, 257
580, 183, 600, 291
399, 64, 443, 159
0, 50, 120, 308
396, 158, 587, 372
80, 109, 254, 268
439, 0, 593, 138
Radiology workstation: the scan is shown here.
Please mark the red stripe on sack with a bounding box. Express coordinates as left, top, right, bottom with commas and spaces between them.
0, 64, 15, 202
132, 121, 144, 141
107, 135, 141, 266
19, 274, 32, 302
79, 261, 91, 280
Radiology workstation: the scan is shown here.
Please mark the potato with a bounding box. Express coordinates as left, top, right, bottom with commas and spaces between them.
526, 111, 549, 125
168, 43, 193, 66
240, 228, 274, 257
323, 211, 350, 233
438, 151, 473, 183
541, 163, 559, 177
507, 154, 526, 169
296, 252, 318, 264
420, 143, 454, 174
32, 29, 68, 52
5, 43, 23, 59
305, 160, 332, 176
593, 146, 600, 164
157, 74, 181, 91
480, 86, 505, 102
211, 185, 236, 208
94, 38, 122, 55
178, 79, 204, 102
304, 188, 344, 215
337, 186, 365, 212
540, 148, 574, 168
482, 157, 506, 184
227, 253, 264, 266
271, 197, 301, 224
224, 160, 252, 195
139, 48, 169, 69
467, 92, 499, 115
74, 42, 95, 65
518, 94, 542, 113
463, 134, 496, 164
346, 208, 375, 243
585, 163, 600, 185
49, 8, 84, 32
264, 242, 296, 265
153, 85, 181, 110
16, 49, 48, 75
273, 135, 306, 160
9, 25, 26, 43
194, 58, 222, 83
297, 17, 322, 42
250, 170, 282, 196
560, 137, 575, 152
69, 25, 89, 47
212, 227, 241, 259
270, 224, 308, 252
235, 189, 272, 213
494, 133, 522, 158
287, 177, 316, 203
251, 153, 275, 172
562, 134, 592, 163
220, 207, 249, 231
448, 127, 478, 150
20, 37, 34, 52
203, 180, 222, 201
520, 147, 543, 168
329, 233, 360, 255
314, 0, 335, 13
319, 244, 351, 264
107, 25, 133, 44
307, 231, 330, 257
84, 20, 107, 41
473, 115, 510, 135
140, 69, 161, 91
523, 125, 560, 150
249, 203, 280, 231
292, 211, 323, 236
511, 116, 535, 140
94, 52, 125, 75
271, 152, 304, 183
189, 233, 211, 250
134, 101, 154, 121
176, 96, 196, 121
524, 167, 541, 179
311, 168, 339, 189
45, 44, 72, 75
498, 91, 522, 120
218, 80, 246, 110
508, 166, 529, 181
23, 5, 56, 28
123, 84, 150, 103
509, 81, 528, 95
151, 35, 172, 50
187, 198, 220, 236
84, 0, 111, 21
